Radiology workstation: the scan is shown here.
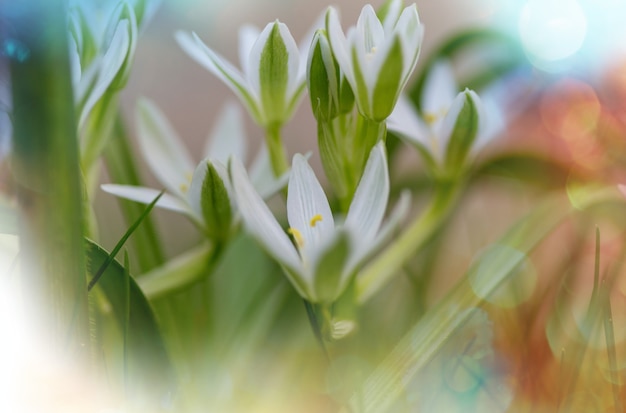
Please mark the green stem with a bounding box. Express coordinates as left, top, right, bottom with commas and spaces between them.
356, 182, 460, 303
81, 91, 117, 179
9, 0, 89, 354
265, 123, 289, 178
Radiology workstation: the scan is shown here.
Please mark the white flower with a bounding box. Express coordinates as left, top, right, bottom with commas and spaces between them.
102, 99, 282, 235
326, 0, 424, 121
388, 61, 495, 169
230, 141, 409, 303
175, 18, 318, 128
69, 1, 138, 129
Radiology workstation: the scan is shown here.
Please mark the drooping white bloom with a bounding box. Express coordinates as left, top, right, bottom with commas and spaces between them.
230, 142, 409, 303
388, 61, 496, 170
326, 0, 424, 121
176, 18, 319, 128
102, 99, 282, 234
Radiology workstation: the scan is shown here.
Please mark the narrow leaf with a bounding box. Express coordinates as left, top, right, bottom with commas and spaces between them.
88, 191, 163, 291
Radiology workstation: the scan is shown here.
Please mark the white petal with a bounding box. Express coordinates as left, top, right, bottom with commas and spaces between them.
349, 190, 410, 272
175, 31, 261, 119
276, 22, 303, 101
204, 101, 247, 164
298, 12, 325, 80
101, 184, 190, 214
136, 98, 195, 198
422, 60, 457, 123
246, 22, 274, 101
79, 19, 130, 128
287, 154, 335, 265
395, 5, 423, 84
381, 0, 403, 34
229, 157, 301, 273
186, 158, 209, 220
249, 145, 289, 199
354, 4, 386, 90
326, 7, 354, 87
238, 25, 260, 80
387, 94, 430, 148
345, 142, 389, 246
356, 5, 385, 56
472, 91, 502, 152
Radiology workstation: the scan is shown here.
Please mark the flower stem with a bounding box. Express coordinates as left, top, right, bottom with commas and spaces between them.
8, 0, 89, 355
265, 123, 289, 178
356, 182, 460, 303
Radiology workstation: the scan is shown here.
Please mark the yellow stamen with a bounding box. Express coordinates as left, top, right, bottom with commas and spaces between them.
424, 113, 437, 125
179, 171, 194, 193
309, 214, 323, 228
288, 228, 304, 247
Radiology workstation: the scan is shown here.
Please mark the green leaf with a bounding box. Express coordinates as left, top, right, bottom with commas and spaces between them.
87, 191, 163, 291
86, 239, 175, 403
372, 36, 403, 121
201, 162, 232, 242
259, 22, 289, 124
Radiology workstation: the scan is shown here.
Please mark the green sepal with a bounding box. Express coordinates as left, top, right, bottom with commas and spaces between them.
201, 162, 233, 242
371, 36, 403, 121
444, 90, 479, 175
259, 22, 289, 124
313, 231, 351, 304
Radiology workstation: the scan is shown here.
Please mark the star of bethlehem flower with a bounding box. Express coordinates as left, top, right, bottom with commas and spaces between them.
230, 141, 409, 303
326, 0, 424, 121
102, 98, 284, 240
388, 60, 497, 173
175, 17, 320, 128
69, 1, 139, 129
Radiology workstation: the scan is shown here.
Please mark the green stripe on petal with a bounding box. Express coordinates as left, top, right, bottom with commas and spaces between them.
200, 161, 233, 242
443, 89, 480, 173
371, 36, 403, 121
257, 22, 290, 124
351, 46, 371, 118
313, 231, 351, 303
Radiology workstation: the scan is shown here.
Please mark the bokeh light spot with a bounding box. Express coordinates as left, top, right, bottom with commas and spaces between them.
518, 0, 587, 69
